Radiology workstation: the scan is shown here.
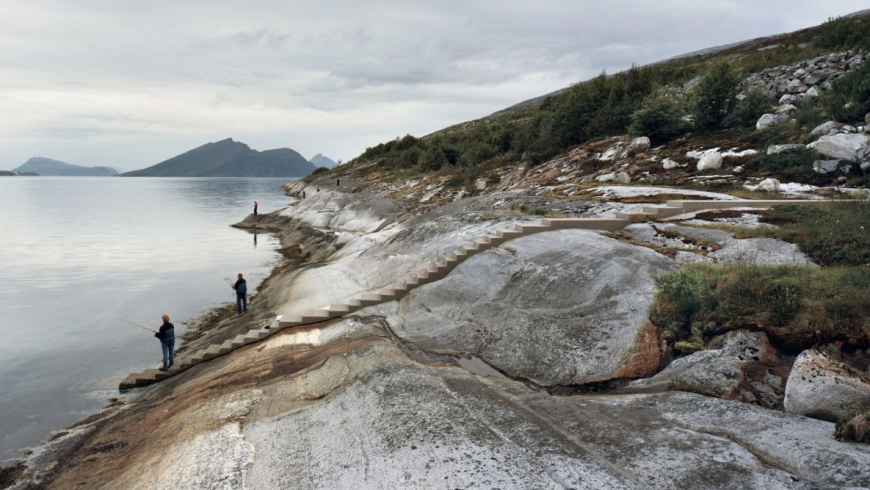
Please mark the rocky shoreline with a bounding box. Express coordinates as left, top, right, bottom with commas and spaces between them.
3, 180, 869, 489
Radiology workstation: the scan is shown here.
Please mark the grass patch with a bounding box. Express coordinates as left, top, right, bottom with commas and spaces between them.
650, 263, 870, 353
685, 201, 870, 266
655, 226, 723, 253
509, 202, 549, 216
836, 411, 870, 444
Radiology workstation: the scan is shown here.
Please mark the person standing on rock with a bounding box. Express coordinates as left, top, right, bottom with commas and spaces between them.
154, 314, 175, 371
233, 273, 248, 314
254, 201, 258, 216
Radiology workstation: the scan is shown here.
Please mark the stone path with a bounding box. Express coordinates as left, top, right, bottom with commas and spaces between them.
118, 199, 828, 390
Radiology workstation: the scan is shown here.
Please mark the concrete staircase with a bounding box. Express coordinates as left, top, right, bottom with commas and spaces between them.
118, 198, 830, 390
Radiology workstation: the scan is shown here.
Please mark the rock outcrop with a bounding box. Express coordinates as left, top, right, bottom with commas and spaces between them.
808, 133, 870, 162
784, 349, 870, 422
631, 330, 789, 408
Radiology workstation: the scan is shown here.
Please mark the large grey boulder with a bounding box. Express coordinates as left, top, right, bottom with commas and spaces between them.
391, 230, 674, 386
808, 133, 870, 162
631, 330, 788, 408
756, 113, 789, 130
627, 136, 651, 155
784, 349, 870, 422
696, 152, 723, 170
810, 121, 842, 137
813, 159, 841, 174
758, 177, 780, 193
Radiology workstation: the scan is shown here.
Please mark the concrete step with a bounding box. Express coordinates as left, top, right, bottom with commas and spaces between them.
301, 310, 331, 323
643, 205, 684, 218
278, 315, 303, 329
615, 212, 653, 223
515, 223, 551, 234
328, 304, 351, 315
358, 293, 383, 307
540, 218, 630, 232
231, 334, 247, 348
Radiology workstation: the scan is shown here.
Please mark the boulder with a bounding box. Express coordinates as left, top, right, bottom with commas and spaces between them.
696, 152, 723, 171
758, 178, 781, 193
732, 165, 745, 174
596, 171, 631, 184
627, 136, 651, 155
805, 86, 821, 98
784, 350, 870, 422
808, 133, 870, 162
766, 144, 804, 155
810, 121, 842, 137
813, 160, 841, 174
805, 68, 837, 85
631, 330, 787, 408
774, 103, 797, 115
785, 79, 807, 94
662, 158, 680, 170
756, 113, 787, 130
391, 230, 674, 386
778, 94, 801, 105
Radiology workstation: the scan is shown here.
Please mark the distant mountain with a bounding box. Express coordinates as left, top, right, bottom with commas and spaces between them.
12, 157, 119, 176
310, 153, 338, 168
124, 138, 316, 177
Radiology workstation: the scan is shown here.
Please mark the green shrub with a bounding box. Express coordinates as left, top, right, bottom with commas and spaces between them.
310, 166, 330, 176
629, 95, 687, 144
732, 86, 774, 126
815, 16, 870, 52
692, 62, 743, 129
650, 263, 870, 352
823, 58, 870, 123
747, 148, 823, 182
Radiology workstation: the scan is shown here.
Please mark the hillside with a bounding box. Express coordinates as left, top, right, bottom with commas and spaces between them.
314, 13, 870, 203
12, 157, 119, 176
123, 138, 316, 177
310, 153, 338, 168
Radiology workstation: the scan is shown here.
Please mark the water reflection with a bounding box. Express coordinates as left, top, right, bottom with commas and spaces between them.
0, 177, 295, 461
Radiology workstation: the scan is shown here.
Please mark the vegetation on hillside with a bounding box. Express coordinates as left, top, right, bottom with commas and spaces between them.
344, 15, 870, 186
650, 201, 870, 354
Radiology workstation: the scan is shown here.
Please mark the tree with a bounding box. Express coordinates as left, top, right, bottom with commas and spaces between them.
692, 62, 742, 129
629, 95, 687, 144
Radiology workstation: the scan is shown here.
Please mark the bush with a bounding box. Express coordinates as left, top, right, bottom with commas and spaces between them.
815, 16, 870, 52
629, 95, 687, 144
650, 263, 870, 352
310, 166, 330, 176
692, 62, 742, 129
823, 58, 870, 123
732, 86, 774, 126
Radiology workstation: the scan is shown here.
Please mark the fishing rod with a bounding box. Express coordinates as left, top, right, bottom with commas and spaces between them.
119, 319, 157, 333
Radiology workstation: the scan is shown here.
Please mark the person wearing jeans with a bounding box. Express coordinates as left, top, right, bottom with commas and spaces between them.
233, 273, 248, 314
154, 314, 175, 371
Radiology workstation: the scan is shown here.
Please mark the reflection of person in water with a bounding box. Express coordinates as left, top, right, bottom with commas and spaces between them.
253, 232, 258, 248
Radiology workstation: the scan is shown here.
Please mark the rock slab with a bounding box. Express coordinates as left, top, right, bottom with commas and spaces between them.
784, 349, 870, 422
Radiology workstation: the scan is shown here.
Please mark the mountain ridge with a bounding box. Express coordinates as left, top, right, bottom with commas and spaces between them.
12, 157, 119, 176
123, 138, 316, 177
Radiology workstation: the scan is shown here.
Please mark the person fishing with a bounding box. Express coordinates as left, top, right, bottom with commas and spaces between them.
154, 314, 175, 371
232, 273, 248, 314
254, 201, 258, 216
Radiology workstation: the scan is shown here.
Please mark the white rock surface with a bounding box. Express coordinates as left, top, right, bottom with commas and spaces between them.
784, 349, 870, 422
808, 133, 870, 162
758, 177, 780, 193
810, 121, 842, 137
756, 113, 782, 130
766, 144, 804, 155
596, 171, 631, 184
662, 158, 680, 170
696, 152, 723, 171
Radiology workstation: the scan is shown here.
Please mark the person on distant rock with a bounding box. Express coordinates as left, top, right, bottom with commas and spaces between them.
233, 273, 248, 314
336, 179, 340, 187
254, 201, 258, 216
154, 314, 175, 371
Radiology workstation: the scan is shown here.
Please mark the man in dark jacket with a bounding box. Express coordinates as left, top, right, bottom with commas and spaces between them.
233, 273, 248, 314
155, 314, 175, 371
254, 201, 258, 216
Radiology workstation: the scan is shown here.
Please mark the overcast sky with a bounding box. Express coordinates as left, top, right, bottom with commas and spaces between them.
0, 1, 866, 171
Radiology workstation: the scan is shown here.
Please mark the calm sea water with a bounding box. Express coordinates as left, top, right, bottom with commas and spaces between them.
0, 177, 294, 461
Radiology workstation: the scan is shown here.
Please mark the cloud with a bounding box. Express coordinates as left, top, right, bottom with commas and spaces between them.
0, 0, 867, 170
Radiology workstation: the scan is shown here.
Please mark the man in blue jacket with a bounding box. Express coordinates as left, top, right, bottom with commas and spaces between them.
154, 314, 175, 371
233, 273, 248, 314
